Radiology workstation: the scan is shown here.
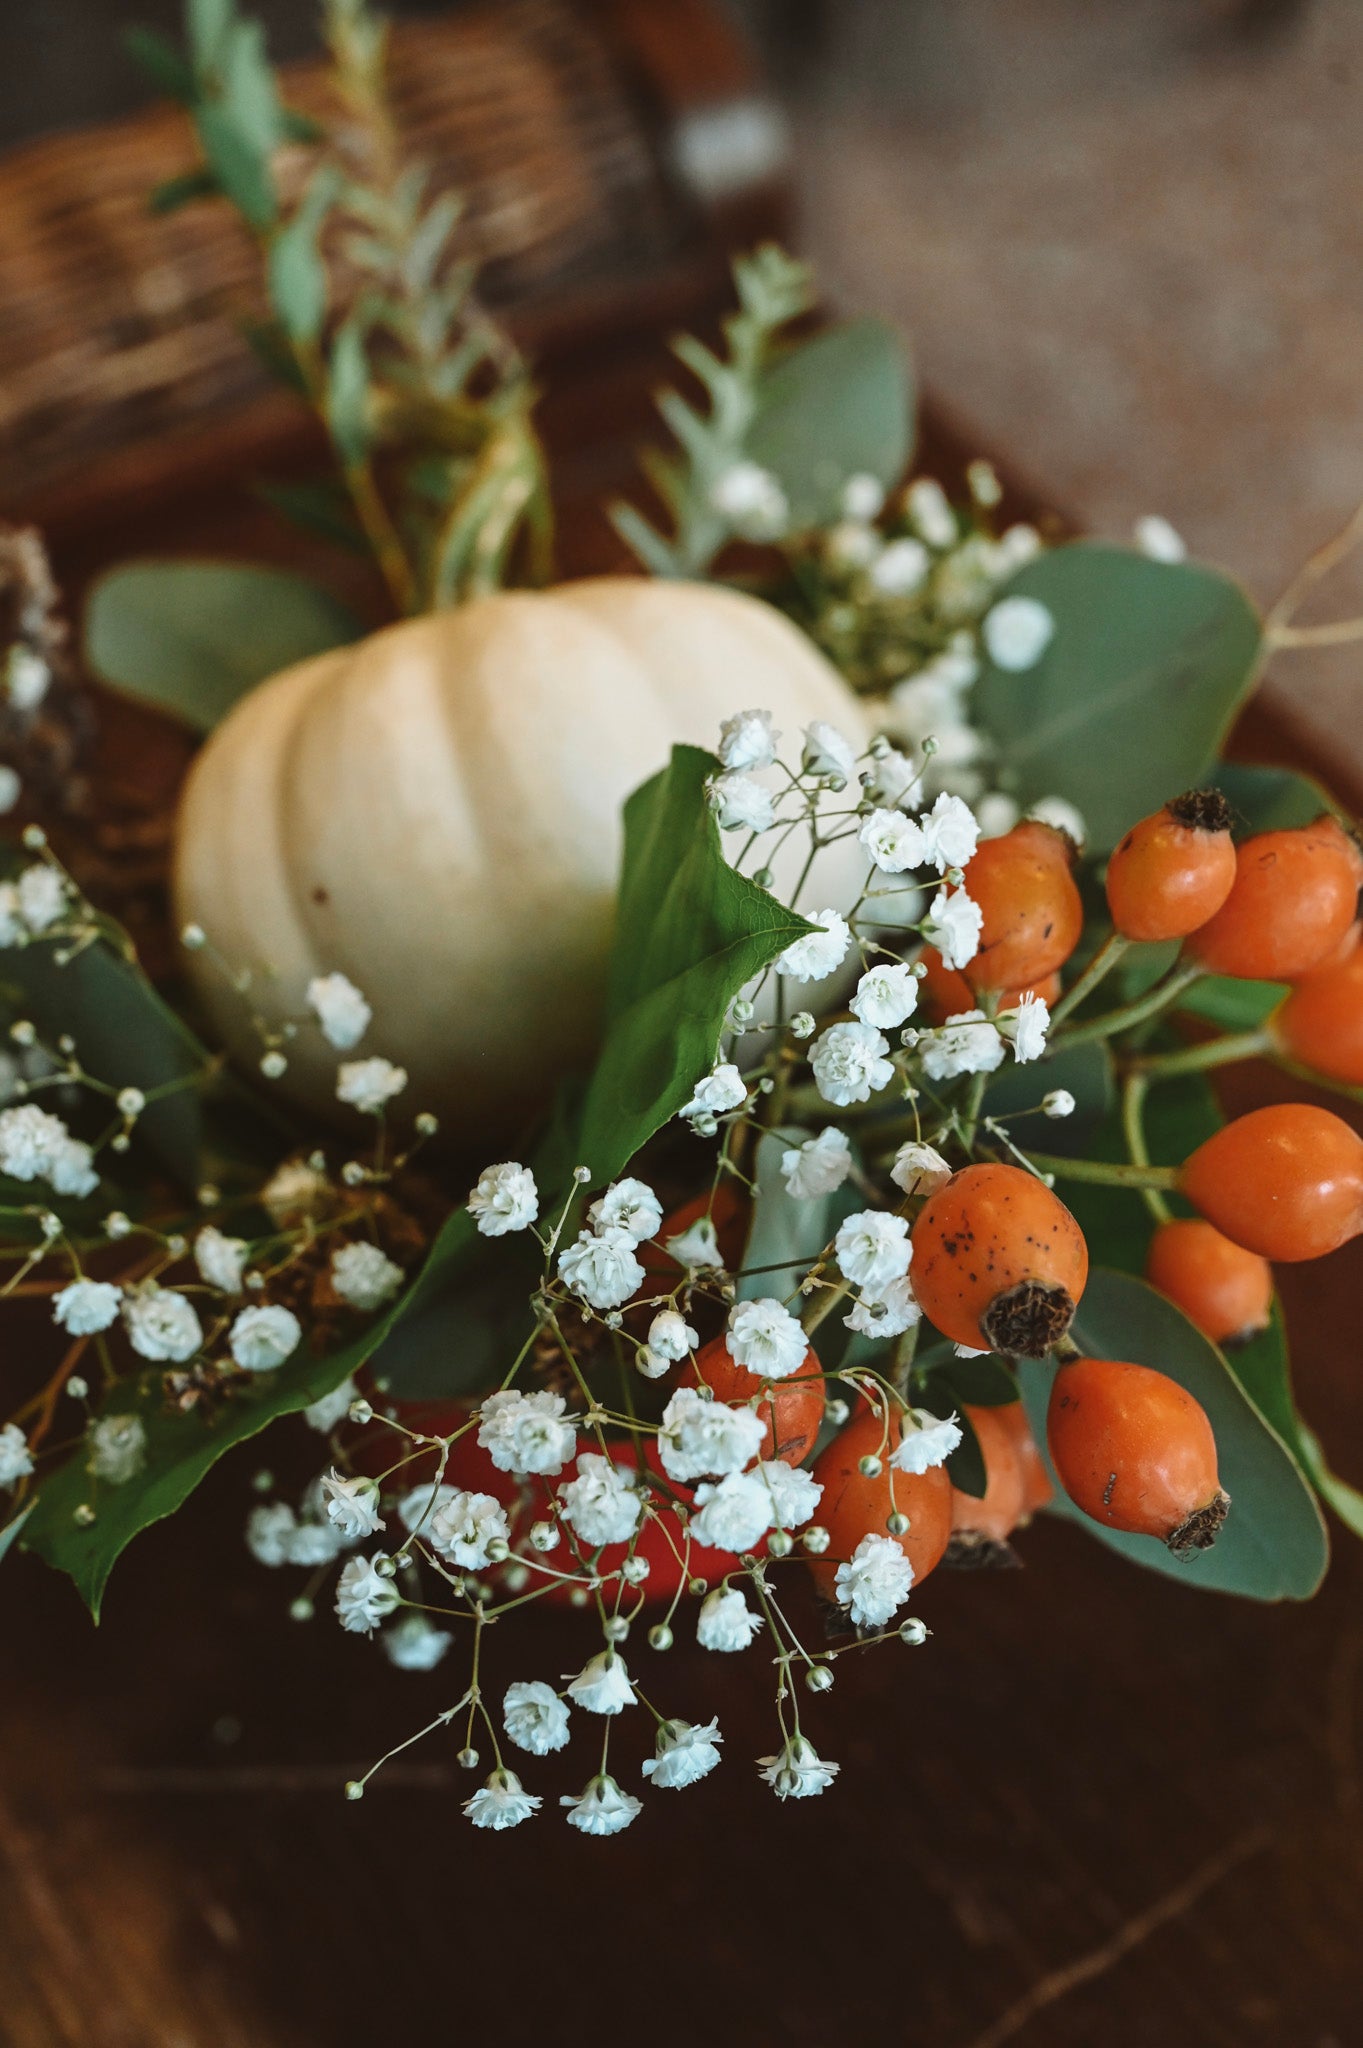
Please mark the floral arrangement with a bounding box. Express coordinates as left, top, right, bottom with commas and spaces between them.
2, 0, 1363, 1839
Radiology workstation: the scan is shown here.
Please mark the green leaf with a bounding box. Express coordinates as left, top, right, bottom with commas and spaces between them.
982, 1039, 1113, 1158
186, 0, 234, 71
84, 560, 358, 731
327, 317, 371, 468
746, 318, 913, 531
267, 167, 339, 344
1215, 759, 1343, 833
1018, 1268, 1327, 1599
376, 747, 814, 1396
1177, 975, 1285, 1032
928, 1352, 1018, 1407
221, 17, 281, 153
124, 25, 198, 104
1296, 1424, 1363, 1542
196, 99, 276, 231
973, 544, 1263, 852
255, 478, 368, 554
148, 167, 220, 215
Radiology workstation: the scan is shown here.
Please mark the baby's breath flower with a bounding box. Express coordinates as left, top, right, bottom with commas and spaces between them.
859, 808, 926, 874
246, 1500, 298, 1567
1134, 513, 1187, 563
843, 1272, 921, 1338
559, 1454, 641, 1547
1000, 990, 1051, 1064
922, 887, 982, 971
643, 1717, 723, 1789
478, 1389, 576, 1477
983, 595, 1055, 671
87, 1412, 147, 1485
396, 1481, 459, 1536
52, 1279, 121, 1336
850, 963, 919, 1030
335, 1056, 407, 1116
335, 1554, 401, 1634
760, 1458, 822, 1530
17, 864, 66, 933
306, 972, 371, 1050
320, 1470, 384, 1543
758, 1735, 840, 1799
891, 1408, 963, 1475
678, 1060, 747, 1124
383, 1614, 452, 1671
561, 1774, 642, 1835
919, 1011, 1005, 1082
802, 720, 857, 788
709, 773, 776, 834
331, 1241, 404, 1310
835, 1210, 911, 1295
193, 1225, 248, 1295
780, 1125, 853, 1200
429, 1490, 510, 1570
809, 1020, 894, 1107
976, 791, 1022, 838
557, 1227, 644, 1311
710, 460, 788, 539
835, 1532, 914, 1628
696, 1586, 762, 1652
725, 1297, 807, 1380
647, 1309, 698, 1361
0, 1421, 34, 1488
302, 1377, 359, 1434
919, 792, 981, 874
717, 708, 779, 773
565, 1650, 636, 1716
465, 1768, 541, 1831
1043, 1088, 1076, 1119
776, 909, 851, 984
123, 1287, 203, 1364
658, 1386, 765, 1483
503, 1680, 571, 1755
261, 1158, 330, 1226
467, 1160, 538, 1237
689, 1469, 771, 1551
588, 1177, 663, 1245
665, 1215, 724, 1270
869, 535, 930, 596
1028, 795, 1087, 849
229, 1303, 301, 1372
906, 477, 957, 548
889, 1141, 952, 1197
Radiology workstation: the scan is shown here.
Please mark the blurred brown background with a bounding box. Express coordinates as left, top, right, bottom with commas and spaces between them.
2, 5, 1363, 2046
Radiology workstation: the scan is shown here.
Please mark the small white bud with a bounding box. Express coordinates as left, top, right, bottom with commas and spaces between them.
180, 923, 206, 950
1043, 1089, 1076, 1119
259, 1050, 287, 1080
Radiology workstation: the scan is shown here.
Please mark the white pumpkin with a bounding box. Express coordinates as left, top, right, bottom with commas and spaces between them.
173, 577, 869, 1140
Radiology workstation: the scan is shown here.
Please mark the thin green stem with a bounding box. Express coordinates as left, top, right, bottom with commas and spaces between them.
1130, 1028, 1272, 1082
1049, 932, 1131, 1028
1055, 961, 1205, 1049
1121, 1072, 1173, 1225
1026, 1151, 1178, 1192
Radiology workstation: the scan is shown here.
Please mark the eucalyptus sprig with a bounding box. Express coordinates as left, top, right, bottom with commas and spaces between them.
130, 0, 552, 614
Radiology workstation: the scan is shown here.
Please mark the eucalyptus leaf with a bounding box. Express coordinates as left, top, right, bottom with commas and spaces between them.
746, 318, 913, 530
973, 544, 1262, 851
1177, 976, 1284, 1032
1018, 1268, 1326, 1599
85, 560, 358, 731
124, 26, 198, 105
1296, 1424, 1363, 1542
1214, 759, 1344, 832
928, 1352, 1018, 1407
0, 1504, 33, 1568
196, 99, 276, 231
942, 1408, 985, 1498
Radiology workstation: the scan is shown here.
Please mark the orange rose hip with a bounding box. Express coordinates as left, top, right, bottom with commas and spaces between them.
949, 1401, 1053, 1548
1144, 1218, 1273, 1347
1046, 1355, 1228, 1554
809, 1402, 953, 1606
687, 1334, 825, 1467
958, 820, 1084, 993
1178, 1103, 1363, 1261
1271, 936, 1363, 1086
1104, 788, 1236, 942
910, 1163, 1089, 1356
1186, 819, 1360, 980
